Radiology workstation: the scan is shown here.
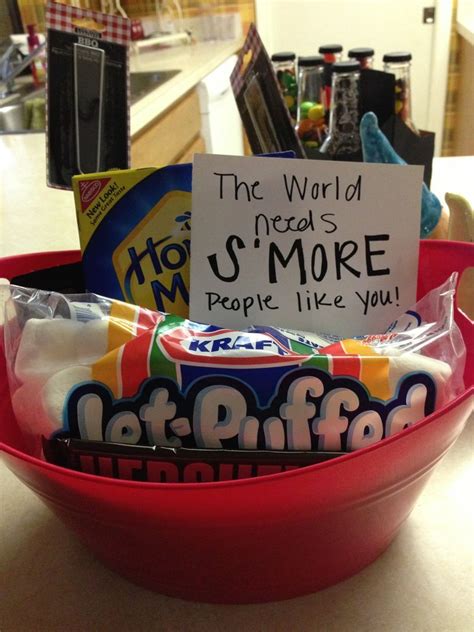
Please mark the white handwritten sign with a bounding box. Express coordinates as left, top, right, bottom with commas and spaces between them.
189, 154, 423, 336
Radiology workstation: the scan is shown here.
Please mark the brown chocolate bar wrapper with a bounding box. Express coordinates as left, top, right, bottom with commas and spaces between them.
43, 437, 345, 483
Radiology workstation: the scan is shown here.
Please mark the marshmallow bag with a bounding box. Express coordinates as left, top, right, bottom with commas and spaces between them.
1, 272, 465, 460
0, 240, 473, 603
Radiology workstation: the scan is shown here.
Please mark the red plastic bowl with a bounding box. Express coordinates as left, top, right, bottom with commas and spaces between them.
1, 241, 473, 604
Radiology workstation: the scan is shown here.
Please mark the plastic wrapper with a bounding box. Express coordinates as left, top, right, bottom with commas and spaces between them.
2, 276, 465, 472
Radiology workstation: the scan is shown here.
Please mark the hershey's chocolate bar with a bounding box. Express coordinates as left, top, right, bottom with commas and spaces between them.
44, 437, 345, 483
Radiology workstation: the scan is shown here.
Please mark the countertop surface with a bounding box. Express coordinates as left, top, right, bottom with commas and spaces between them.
0, 137, 473, 629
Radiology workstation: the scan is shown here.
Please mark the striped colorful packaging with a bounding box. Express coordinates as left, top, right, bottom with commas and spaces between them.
60, 307, 448, 453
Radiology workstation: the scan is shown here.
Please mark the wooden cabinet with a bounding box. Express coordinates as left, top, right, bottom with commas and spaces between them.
176, 135, 206, 163
131, 88, 205, 167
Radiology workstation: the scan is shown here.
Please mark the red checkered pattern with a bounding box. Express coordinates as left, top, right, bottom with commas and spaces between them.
230, 23, 263, 97
45, 0, 131, 189
46, 1, 130, 46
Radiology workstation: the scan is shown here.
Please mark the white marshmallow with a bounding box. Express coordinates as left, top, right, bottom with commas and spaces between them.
0, 279, 10, 328
388, 353, 452, 407
12, 378, 55, 439
42, 365, 92, 430
15, 318, 84, 382
76, 318, 109, 364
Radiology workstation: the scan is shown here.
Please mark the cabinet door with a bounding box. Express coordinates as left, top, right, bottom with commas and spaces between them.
131, 89, 201, 167
176, 135, 206, 163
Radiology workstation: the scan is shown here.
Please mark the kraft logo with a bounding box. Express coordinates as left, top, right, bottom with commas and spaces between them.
78, 178, 111, 212
157, 326, 308, 367
385, 310, 422, 333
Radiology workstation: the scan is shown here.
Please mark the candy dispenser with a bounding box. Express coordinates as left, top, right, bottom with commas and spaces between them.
320, 60, 361, 160
271, 51, 298, 122
383, 51, 418, 134
318, 44, 343, 114
296, 55, 327, 155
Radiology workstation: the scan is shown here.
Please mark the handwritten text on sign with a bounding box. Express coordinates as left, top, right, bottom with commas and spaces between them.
189, 155, 423, 336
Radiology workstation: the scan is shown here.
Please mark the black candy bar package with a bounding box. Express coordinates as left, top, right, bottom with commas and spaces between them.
46, 1, 130, 189
44, 437, 345, 483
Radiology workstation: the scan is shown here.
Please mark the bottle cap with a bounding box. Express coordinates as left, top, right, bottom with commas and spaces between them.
348, 47, 375, 59
318, 44, 343, 54
271, 52, 296, 62
383, 51, 412, 63
332, 60, 361, 73
298, 55, 324, 67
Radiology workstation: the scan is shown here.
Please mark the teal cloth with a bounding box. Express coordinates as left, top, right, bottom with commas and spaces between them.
360, 112, 441, 238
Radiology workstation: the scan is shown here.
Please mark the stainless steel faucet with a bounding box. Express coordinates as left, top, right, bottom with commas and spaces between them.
0, 41, 46, 98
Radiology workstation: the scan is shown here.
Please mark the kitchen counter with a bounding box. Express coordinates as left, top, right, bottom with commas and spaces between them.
0, 147, 473, 629
1, 146, 473, 258
0, 134, 78, 258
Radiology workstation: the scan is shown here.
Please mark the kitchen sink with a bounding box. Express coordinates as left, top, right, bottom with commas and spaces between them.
130, 69, 181, 104
0, 76, 44, 102
0, 69, 180, 132
0, 88, 45, 133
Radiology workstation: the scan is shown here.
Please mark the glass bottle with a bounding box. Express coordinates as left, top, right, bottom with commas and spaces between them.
320, 60, 361, 160
348, 47, 374, 69
271, 51, 297, 122
296, 55, 327, 153
383, 51, 418, 134
318, 44, 343, 114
